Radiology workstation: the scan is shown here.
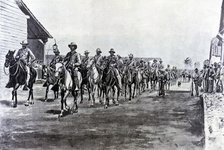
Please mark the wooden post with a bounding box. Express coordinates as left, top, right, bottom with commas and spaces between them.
42, 38, 48, 65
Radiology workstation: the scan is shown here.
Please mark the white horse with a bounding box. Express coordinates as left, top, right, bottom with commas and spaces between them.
55, 62, 79, 117
87, 59, 102, 106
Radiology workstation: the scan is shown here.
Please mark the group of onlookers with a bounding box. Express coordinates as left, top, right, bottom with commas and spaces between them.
191, 61, 224, 96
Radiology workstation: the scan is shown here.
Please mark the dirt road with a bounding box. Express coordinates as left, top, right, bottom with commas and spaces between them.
0, 84, 204, 150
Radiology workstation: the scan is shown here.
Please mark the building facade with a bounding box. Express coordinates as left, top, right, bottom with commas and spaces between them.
0, 0, 52, 99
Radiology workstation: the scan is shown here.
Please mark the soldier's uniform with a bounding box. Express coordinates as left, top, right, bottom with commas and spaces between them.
81, 51, 90, 69
158, 61, 165, 71
6, 40, 35, 90
192, 68, 201, 96
126, 54, 136, 81
151, 60, 158, 76
64, 42, 81, 91
49, 50, 63, 69
106, 49, 122, 91
93, 48, 104, 74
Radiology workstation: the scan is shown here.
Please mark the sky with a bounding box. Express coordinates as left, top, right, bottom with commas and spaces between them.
23, 0, 223, 68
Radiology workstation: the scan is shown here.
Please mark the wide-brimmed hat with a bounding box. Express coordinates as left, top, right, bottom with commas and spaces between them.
128, 54, 133, 57
109, 48, 115, 53
68, 42, 77, 48
84, 50, 90, 54
20, 40, 29, 45
96, 48, 102, 53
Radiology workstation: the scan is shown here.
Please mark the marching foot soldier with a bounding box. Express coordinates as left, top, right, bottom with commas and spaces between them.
64, 42, 81, 91
6, 40, 36, 91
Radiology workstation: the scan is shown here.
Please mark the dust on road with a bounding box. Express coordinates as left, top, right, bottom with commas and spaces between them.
0, 84, 204, 150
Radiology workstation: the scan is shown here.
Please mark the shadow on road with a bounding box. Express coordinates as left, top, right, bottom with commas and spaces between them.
0, 100, 24, 107
36, 98, 56, 102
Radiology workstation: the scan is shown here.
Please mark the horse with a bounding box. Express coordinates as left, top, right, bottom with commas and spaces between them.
150, 69, 158, 90
127, 67, 138, 101
139, 68, 148, 93
4, 50, 37, 107
86, 58, 102, 106
122, 66, 129, 100
55, 62, 80, 117
102, 64, 120, 109
157, 71, 167, 97
79, 64, 91, 104
42, 65, 59, 101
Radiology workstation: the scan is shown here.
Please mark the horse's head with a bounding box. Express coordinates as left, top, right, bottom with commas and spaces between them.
55, 62, 64, 78
4, 50, 15, 67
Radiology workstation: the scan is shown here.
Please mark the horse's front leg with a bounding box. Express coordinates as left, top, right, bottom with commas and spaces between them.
116, 85, 120, 106
80, 83, 84, 104
124, 83, 127, 100
59, 89, 65, 117
45, 85, 49, 101
63, 90, 71, 111
11, 90, 15, 106
129, 84, 132, 101
132, 83, 136, 98
104, 86, 110, 109
11, 84, 19, 108
71, 90, 78, 113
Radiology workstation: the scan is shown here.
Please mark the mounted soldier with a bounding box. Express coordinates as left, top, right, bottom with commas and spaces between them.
49, 44, 63, 69
81, 50, 90, 69
64, 42, 81, 91
43, 43, 62, 100
117, 55, 124, 74
151, 59, 158, 73
105, 48, 122, 92
92, 48, 104, 78
158, 60, 165, 71
126, 53, 137, 81
6, 40, 36, 90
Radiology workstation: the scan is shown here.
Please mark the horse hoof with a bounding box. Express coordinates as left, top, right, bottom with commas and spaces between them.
104, 105, 108, 109
115, 103, 119, 106
73, 109, 78, 113
58, 114, 63, 118
29, 101, 34, 105
24, 102, 29, 107
12, 104, 17, 108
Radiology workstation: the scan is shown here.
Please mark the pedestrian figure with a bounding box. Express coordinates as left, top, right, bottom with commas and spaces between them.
191, 68, 201, 96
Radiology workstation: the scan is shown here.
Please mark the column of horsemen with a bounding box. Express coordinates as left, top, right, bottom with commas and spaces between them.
43, 42, 178, 102
4, 40, 178, 116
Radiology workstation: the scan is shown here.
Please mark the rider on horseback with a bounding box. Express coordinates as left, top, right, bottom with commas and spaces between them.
64, 42, 81, 91
6, 40, 36, 90
50, 44, 63, 69
92, 48, 104, 79
126, 53, 137, 81
106, 48, 122, 92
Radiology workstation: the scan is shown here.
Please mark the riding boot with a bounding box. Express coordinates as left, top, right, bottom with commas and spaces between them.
5, 76, 13, 88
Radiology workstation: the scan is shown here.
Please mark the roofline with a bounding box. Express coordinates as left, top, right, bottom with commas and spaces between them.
16, 0, 53, 39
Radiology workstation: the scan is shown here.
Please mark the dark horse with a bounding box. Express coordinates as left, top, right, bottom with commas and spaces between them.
102, 65, 120, 109
4, 50, 37, 107
42, 65, 59, 101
